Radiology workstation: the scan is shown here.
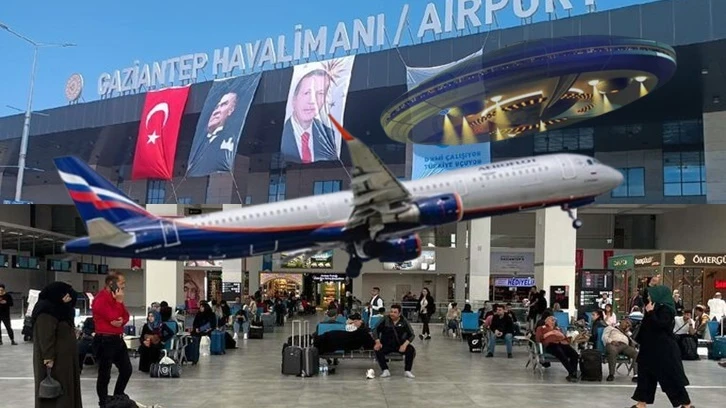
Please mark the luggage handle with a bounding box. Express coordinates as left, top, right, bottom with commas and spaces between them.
292, 320, 302, 347
303, 320, 310, 348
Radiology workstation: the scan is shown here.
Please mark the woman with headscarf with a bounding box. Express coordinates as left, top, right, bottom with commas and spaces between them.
32, 281, 82, 408
138, 311, 164, 373
192, 301, 216, 337
630, 285, 694, 408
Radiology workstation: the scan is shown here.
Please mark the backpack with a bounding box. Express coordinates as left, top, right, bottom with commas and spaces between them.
579, 349, 603, 381
677, 334, 699, 360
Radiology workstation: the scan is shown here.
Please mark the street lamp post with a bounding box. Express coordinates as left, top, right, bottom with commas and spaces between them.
0, 22, 75, 202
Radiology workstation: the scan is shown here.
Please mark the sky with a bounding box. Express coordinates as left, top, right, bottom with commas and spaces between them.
0, 0, 654, 118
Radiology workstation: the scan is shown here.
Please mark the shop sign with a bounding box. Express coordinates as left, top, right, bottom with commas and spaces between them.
311, 274, 346, 282
633, 254, 660, 267
494, 277, 535, 287
609, 255, 633, 270
715, 280, 726, 290
665, 252, 726, 267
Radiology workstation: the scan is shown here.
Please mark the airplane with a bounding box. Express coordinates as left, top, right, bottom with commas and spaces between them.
54, 115, 623, 278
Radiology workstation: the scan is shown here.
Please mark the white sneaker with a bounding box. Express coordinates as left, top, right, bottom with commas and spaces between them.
380, 369, 391, 378
404, 371, 415, 379
233, 333, 238, 341
243, 333, 248, 340
366, 369, 376, 379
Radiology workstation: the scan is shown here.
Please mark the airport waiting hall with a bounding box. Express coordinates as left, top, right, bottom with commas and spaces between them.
0, 315, 724, 407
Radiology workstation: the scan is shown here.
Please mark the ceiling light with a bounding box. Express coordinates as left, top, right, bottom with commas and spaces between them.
569, 88, 584, 94
588, 79, 600, 86
490, 95, 503, 103
439, 108, 450, 116
714, 96, 721, 104
634, 76, 647, 83
701, 68, 709, 75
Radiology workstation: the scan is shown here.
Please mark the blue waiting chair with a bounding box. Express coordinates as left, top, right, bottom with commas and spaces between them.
460, 313, 480, 340
553, 311, 570, 334
369, 315, 383, 330
335, 315, 347, 324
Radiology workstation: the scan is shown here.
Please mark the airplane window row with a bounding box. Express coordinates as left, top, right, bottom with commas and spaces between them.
196, 205, 311, 226
473, 166, 549, 182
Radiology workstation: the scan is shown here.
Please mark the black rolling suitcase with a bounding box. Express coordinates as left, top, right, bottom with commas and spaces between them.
579, 349, 603, 381
249, 318, 264, 339
301, 321, 319, 377
184, 336, 200, 365
282, 320, 303, 376
468, 332, 483, 353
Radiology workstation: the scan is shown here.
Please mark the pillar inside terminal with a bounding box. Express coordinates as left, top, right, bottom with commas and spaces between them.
467, 219, 491, 303
144, 204, 185, 308
222, 204, 246, 298
534, 207, 577, 312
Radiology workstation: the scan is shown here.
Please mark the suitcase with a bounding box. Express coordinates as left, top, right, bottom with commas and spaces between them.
468, 332, 483, 353
210, 330, 226, 355
249, 319, 264, 339
282, 321, 303, 376
184, 336, 200, 365
123, 315, 136, 336
301, 321, 319, 377
579, 349, 603, 381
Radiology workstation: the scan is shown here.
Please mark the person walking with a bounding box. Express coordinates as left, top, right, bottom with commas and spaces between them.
32, 281, 82, 408
93, 272, 132, 408
630, 285, 694, 408
0, 283, 18, 345
417, 288, 435, 340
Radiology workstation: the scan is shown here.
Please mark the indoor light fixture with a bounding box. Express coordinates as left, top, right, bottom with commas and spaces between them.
490, 95, 503, 103
634, 76, 647, 83
588, 79, 600, 86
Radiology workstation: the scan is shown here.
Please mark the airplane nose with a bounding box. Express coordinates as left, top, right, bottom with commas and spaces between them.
606, 166, 624, 190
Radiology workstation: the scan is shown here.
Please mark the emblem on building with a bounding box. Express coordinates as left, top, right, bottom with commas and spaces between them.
673, 254, 686, 266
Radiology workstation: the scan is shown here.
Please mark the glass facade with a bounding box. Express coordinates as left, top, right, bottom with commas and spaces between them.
268, 174, 286, 203
663, 151, 706, 196
533, 127, 594, 153
611, 168, 645, 198
313, 180, 342, 195
146, 180, 166, 204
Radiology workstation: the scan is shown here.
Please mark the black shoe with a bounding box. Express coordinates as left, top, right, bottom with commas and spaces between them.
10, 341, 17, 345
632, 376, 638, 383
425, 335, 431, 340
606, 375, 614, 382
485, 353, 493, 358
507, 353, 513, 358
419, 334, 424, 340
566, 375, 578, 383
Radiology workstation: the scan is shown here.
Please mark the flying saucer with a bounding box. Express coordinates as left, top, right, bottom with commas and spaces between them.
381, 36, 677, 145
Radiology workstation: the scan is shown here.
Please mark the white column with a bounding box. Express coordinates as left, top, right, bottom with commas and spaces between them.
534, 207, 577, 312
703, 111, 726, 203
468, 218, 491, 303
245, 256, 262, 296
222, 204, 245, 299
144, 204, 185, 308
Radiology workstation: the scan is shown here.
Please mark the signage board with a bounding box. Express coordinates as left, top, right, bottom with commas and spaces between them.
382, 250, 436, 271
665, 252, 726, 267
96, 0, 601, 97
490, 252, 534, 275
633, 253, 661, 267
550, 285, 570, 309
281, 250, 334, 269
493, 277, 535, 287
715, 280, 726, 290
311, 274, 347, 282
609, 255, 634, 271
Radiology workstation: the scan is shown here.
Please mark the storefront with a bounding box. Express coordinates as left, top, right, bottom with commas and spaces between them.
609, 255, 635, 314
611, 251, 726, 312
489, 277, 535, 302
258, 272, 351, 307
488, 252, 535, 302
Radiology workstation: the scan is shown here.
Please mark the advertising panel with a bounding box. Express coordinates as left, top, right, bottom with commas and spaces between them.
280, 250, 334, 269
382, 250, 436, 271
490, 252, 534, 275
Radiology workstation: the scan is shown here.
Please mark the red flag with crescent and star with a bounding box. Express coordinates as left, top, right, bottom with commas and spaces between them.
131, 86, 190, 180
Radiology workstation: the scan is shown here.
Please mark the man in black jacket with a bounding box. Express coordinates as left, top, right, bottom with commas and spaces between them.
487, 304, 514, 358
0, 284, 17, 345
372, 304, 416, 378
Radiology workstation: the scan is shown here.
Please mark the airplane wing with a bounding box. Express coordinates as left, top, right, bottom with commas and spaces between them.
328, 115, 413, 240
279, 243, 343, 264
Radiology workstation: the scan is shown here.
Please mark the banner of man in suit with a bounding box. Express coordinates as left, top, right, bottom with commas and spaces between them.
280, 55, 356, 165
186, 73, 261, 177
406, 50, 491, 180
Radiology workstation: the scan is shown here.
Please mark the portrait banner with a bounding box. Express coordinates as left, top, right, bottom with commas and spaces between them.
186, 73, 261, 177
280, 55, 356, 165
406, 51, 491, 180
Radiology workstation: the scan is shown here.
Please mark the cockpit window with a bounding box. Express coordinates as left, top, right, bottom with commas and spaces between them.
586, 159, 593, 165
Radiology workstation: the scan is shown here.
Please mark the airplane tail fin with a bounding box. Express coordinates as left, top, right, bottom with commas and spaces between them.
54, 157, 156, 242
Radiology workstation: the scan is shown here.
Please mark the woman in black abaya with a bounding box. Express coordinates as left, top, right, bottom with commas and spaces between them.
32, 281, 82, 408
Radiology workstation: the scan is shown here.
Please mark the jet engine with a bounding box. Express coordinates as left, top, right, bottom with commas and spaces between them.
395, 193, 463, 226
356, 234, 422, 263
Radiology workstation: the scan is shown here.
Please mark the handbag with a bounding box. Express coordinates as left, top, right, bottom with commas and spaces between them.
38, 366, 63, 399
149, 350, 181, 378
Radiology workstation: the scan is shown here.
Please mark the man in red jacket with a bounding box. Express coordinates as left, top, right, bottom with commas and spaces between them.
92, 272, 132, 407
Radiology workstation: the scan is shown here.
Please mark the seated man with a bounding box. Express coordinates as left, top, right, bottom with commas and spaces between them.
535, 316, 579, 382
602, 319, 638, 382
693, 306, 710, 339
314, 313, 375, 354
486, 304, 514, 358
316, 309, 344, 333
371, 304, 416, 379
445, 302, 461, 336
674, 310, 696, 336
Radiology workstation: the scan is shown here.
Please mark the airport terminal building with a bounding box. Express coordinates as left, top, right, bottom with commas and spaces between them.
1, 0, 726, 312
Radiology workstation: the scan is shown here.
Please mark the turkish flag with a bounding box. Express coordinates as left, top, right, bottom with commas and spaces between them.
131, 86, 190, 180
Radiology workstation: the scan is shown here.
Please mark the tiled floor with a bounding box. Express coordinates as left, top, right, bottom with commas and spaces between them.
1, 319, 724, 407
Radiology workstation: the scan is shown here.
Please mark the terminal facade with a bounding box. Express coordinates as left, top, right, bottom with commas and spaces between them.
1, 0, 725, 314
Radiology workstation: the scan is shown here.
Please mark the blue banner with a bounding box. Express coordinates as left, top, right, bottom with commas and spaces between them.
186, 73, 261, 177
406, 51, 491, 180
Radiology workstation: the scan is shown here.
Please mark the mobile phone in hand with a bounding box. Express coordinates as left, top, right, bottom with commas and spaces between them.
109, 281, 119, 293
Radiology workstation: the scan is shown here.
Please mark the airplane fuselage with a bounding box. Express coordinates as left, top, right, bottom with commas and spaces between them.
64, 153, 622, 260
